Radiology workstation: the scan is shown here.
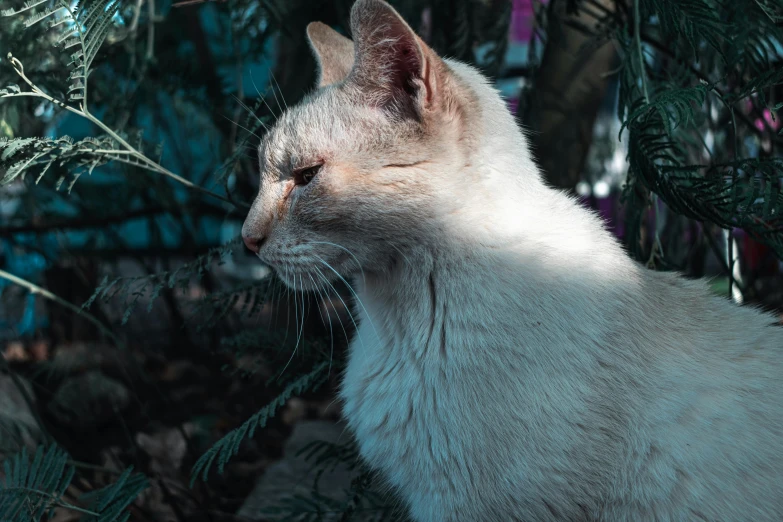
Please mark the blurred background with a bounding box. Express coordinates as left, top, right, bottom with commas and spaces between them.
0, 0, 781, 520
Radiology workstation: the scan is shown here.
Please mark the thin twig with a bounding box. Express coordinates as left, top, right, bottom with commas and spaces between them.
0, 269, 123, 348
172, 0, 227, 7
146, 0, 156, 61
633, 0, 649, 103
128, 0, 144, 32
633, 0, 663, 267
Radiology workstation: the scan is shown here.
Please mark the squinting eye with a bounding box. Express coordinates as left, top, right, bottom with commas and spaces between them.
293, 164, 323, 186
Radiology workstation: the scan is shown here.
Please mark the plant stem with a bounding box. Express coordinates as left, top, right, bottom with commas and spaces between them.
633, 0, 664, 267
80, 109, 238, 205
633, 0, 649, 103
0, 269, 123, 348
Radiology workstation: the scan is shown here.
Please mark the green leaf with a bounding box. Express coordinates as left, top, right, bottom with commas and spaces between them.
191, 362, 329, 485
0, 445, 147, 522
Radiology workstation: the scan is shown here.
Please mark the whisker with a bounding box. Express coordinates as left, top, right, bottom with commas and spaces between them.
314, 266, 357, 359
268, 68, 289, 112
250, 70, 279, 121
292, 272, 302, 352
266, 75, 284, 114
281, 268, 292, 346
309, 273, 335, 375
297, 273, 307, 348
390, 242, 414, 270
314, 254, 378, 339
221, 114, 263, 141
231, 94, 269, 132
267, 275, 281, 331
307, 241, 367, 287
277, 271, 302, 379
250, 69, 263, 99
308, 274, 327, 327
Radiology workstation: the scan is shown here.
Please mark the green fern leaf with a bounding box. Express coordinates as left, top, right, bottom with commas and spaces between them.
0, 137, 36, 161
23, 6, 64, 27
623, 85, 710, 137
79, 467, 148, 522
0, 445, 147, 522
3, 0, 121, 107
191, 362, 329, 485
0, 0, 47, 17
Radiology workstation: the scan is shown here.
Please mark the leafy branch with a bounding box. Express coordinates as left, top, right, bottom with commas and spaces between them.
0, 1, 240, 206
0, 444, 147, 522
191, 361, 329, 485
0, 268, 123, 347
81, 237, 242, 325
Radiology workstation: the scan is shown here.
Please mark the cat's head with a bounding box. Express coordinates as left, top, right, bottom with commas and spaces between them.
241, 0, 480, 290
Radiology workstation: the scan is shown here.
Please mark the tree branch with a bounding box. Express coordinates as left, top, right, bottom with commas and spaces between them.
0, 202, 235, 235
0, 269, 123, 348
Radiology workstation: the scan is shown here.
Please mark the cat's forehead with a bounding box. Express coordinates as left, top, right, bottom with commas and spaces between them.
261, 90, 340, 150
258, 87, 393, 166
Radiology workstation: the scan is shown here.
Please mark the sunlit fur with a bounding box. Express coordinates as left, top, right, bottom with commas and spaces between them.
242, 1, 783, 520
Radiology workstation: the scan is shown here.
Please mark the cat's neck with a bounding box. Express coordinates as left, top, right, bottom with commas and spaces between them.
354, 60, 644, 340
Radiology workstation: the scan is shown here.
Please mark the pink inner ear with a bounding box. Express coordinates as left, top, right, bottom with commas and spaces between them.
349, 2, 435, 114
392, 43, 422, 97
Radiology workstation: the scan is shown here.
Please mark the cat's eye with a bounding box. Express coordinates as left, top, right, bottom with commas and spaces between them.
293, 164, 323, 186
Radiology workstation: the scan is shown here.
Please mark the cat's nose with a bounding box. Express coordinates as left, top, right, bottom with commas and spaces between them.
242, 234, 265, 253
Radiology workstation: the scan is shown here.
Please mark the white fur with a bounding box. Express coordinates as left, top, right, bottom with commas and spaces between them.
243, 2, 783, 520
342, 59, 783, 522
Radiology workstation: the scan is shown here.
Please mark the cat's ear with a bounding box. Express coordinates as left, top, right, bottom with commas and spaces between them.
306, 22, 355, 88
348, 0, 440, 117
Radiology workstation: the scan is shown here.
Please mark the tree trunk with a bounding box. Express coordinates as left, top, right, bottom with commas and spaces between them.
521, 0, 618, 191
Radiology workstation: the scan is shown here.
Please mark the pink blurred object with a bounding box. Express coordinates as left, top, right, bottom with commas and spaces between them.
754, 108, 780, 132
743, 98, 780, 132
511, 0, 542, 43
507, 98, 519, 115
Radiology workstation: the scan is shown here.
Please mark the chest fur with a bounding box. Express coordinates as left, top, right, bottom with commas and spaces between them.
337, 292, 612, 521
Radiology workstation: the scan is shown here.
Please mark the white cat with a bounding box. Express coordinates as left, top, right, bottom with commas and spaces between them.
241, 1, 783, 520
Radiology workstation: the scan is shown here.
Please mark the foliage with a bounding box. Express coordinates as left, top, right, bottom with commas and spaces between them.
607, 0, 782, 261
0, 445, 147, 522
0, 0, 781, 520
82, 238, 242, 324
191, 361, 329, 485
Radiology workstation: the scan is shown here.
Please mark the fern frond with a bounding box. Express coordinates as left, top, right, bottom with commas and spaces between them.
0, 137, 37, 161
79, 467, 148, 522
82, 238, 241, 321
22, 5, 65, 27
630, 128, 783, 256
3, 0, 120, 107
0, 0, 47, 17
0, 445, 147, 522
731, 64, 783, 105
623, 84, 710, 136
0, 445, 73, 521
191, 362, 329, 485
642, 0, 726, 59
0, 84, 21, 95
752, 0, 783, 22
187, 278, 277, 331
55, 28, 80, 45
0, 136, 118, 186
82, 1, 120, 69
